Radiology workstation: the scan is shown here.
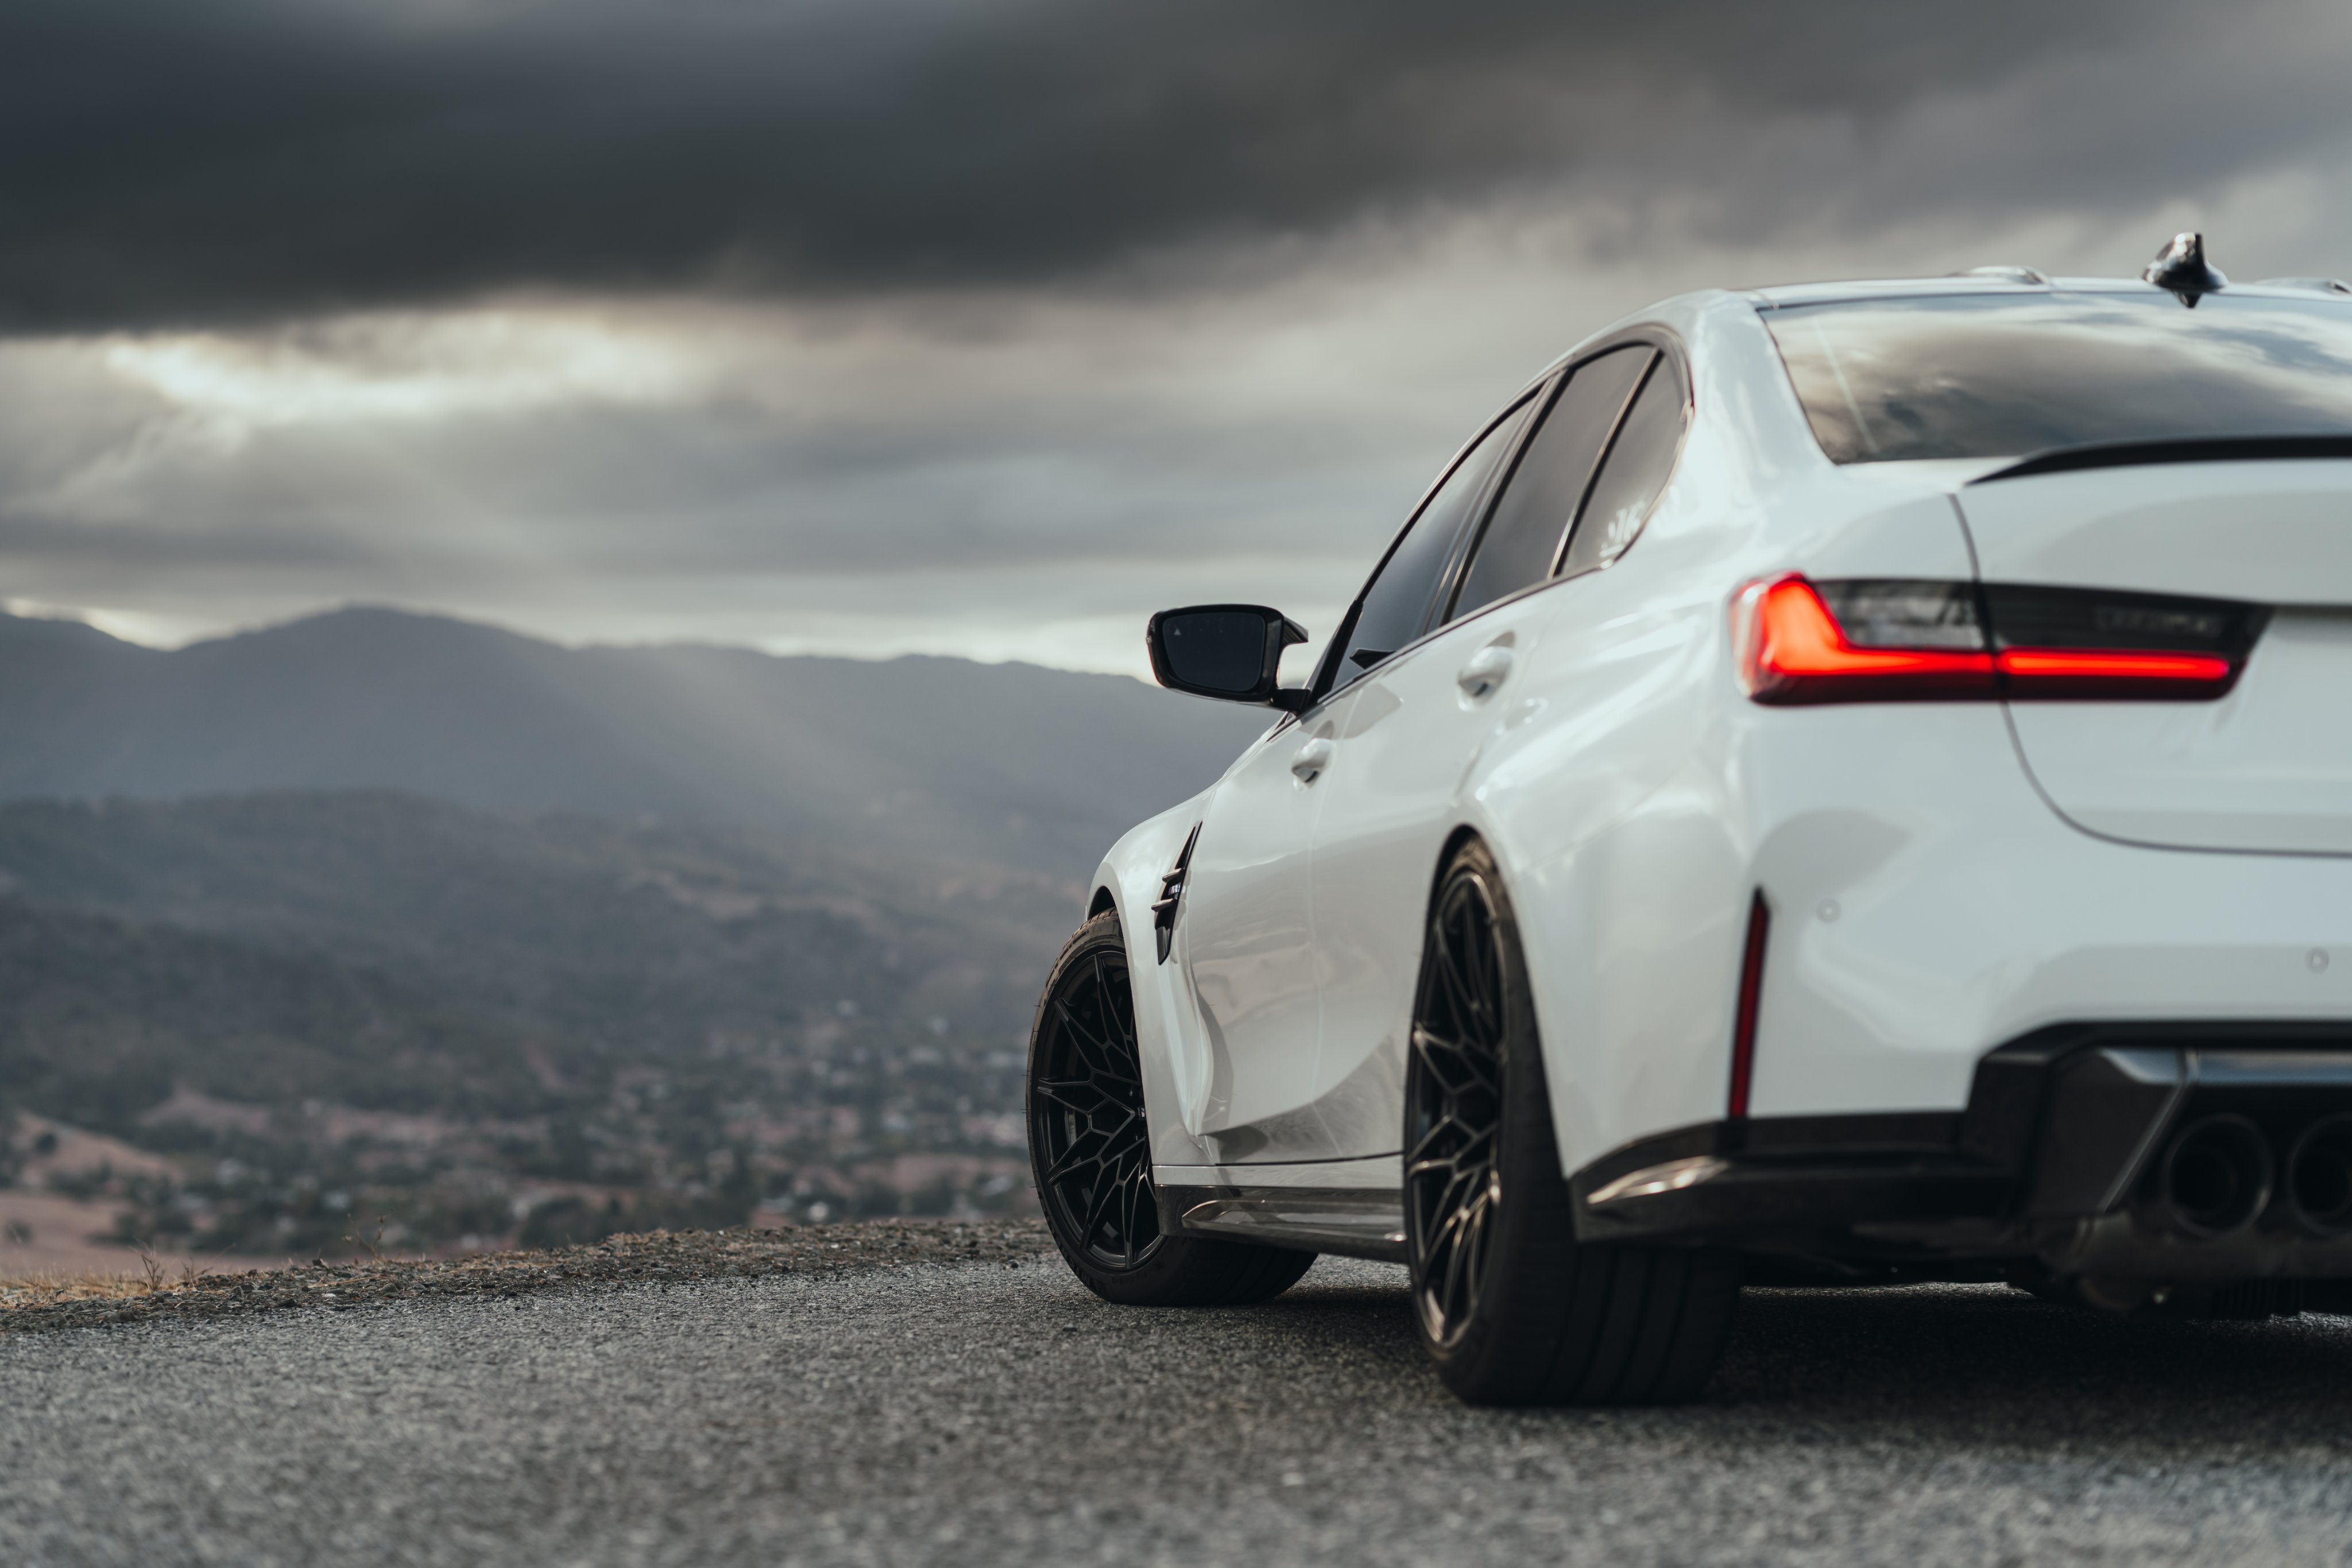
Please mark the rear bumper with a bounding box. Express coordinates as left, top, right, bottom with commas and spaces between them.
1575, 1021, 2352, 1283
1712, 703, 2352, 1127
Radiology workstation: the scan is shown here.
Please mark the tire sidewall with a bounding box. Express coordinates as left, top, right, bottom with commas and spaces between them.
1408, 840, 1570, 1387
1026, 912, 1212, 1303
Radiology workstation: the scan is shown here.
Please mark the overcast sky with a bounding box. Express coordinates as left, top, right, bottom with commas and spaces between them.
7, 0, 2352, 674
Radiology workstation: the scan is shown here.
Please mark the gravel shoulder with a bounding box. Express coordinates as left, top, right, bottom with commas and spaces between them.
9, 1230, 2352, 1567
0, 1219, 1053, 1334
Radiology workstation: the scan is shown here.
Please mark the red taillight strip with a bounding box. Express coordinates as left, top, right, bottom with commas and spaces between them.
1734, 574, 2240, 703
1995, 647, 2233, 691
1735, 575, 1991, 703
1727, 891, 1770, 1120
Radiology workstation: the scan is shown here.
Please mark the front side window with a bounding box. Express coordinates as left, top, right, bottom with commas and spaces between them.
1452, 347, 1653, 620
1331, 393, 1536, 683
1765, 291, 2352, 463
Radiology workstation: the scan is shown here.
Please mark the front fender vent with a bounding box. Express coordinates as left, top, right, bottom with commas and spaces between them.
1152, 823, 1201, 963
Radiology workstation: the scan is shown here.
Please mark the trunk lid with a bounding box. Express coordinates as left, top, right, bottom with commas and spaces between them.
1957, 460, 2352, 854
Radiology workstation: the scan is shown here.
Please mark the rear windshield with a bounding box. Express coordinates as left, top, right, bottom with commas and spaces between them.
1763, 291, 2352, 463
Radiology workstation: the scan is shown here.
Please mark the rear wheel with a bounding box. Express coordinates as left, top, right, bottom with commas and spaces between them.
1404, 839, 1739, 1404
1028, 912, 1316, 1306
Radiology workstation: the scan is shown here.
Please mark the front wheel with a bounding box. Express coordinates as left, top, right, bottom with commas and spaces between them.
1405, 839, 1739, 1404
1027, 911, 1316, 1306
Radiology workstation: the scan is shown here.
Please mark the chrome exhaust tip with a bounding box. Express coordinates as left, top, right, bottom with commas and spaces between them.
2149, 1114, 2274, 1239
2287, 1116, 2352, 1238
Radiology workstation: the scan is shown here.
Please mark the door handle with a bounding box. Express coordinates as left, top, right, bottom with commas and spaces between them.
1290, 737, 1334, 784
1456, 644, 1514, 699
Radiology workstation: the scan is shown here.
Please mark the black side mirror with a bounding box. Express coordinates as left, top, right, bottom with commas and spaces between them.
1146, 605, 1312, 711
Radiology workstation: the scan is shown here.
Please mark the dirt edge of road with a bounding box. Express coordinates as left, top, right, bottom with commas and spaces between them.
0, 1218, 1056, 1337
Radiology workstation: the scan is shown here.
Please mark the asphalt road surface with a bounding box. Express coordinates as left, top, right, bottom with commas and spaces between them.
6, 1250, 2351, 1567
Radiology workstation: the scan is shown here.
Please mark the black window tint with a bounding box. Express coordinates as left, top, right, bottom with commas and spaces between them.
1558, 357, 1686, 576
1452, 347, 1650, 619
1764, 292, 2352, 463
1334, 393, 1534, 680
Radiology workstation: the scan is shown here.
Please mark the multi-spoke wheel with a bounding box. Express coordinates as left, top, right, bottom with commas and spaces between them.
1030, 927, 1158, 1269
1028, 912, 1317, 1306
1405, 860, 1508, 1349
1403, 838, 1740, 1405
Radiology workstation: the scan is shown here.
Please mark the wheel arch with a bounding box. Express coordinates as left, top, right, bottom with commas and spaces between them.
1429, 824, 1490, 903
1084, 793, 1221, 1168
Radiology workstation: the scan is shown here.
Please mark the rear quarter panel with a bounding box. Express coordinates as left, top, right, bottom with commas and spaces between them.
1472, 293, 1987, 1173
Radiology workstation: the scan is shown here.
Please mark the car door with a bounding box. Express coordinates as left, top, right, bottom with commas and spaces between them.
1174, 389, 1538, 1163
1175, 714, 1333, 1160
1306, 344, 1684, 1159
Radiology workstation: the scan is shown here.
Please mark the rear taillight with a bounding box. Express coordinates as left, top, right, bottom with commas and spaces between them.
1732, 575, 2263, 704
1732, 577, 1992, 703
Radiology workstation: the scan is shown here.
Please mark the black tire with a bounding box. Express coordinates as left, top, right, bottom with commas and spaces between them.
1404, 838, 1739, 1405
1028, 912, 1318, 1307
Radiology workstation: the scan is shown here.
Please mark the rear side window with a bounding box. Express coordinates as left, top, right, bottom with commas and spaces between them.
1452, 347, 1651, 620
1765, 292, 2352, 463
1558, 356, 1687, 576
1333, 393, 1535, 682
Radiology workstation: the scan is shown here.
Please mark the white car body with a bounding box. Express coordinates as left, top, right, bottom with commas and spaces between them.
1087, 272, 2352, 1290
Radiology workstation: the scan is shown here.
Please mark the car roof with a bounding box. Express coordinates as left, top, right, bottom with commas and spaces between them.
1743, 274, 2352, 309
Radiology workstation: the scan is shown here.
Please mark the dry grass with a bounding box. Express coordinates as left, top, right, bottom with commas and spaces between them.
2, 1219, 1055, 1336
0, 1250, 228, 1312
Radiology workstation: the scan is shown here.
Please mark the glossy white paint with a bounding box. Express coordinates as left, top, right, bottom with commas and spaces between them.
2002, 614, 2352, 854
1957, 463, 2352, 855
1738, 702, 2352, 1117
1307, 603, 1549, 1161
1174, 717, 1328, 1155
1094, 800, 1218, 1170
1955, 461, 2352, 603
1083, 277, 2352, 1199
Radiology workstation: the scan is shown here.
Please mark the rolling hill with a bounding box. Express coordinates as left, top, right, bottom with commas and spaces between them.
0, 606, 1265, 1250
0, 789, 1075, 1059
0, 791, 1088, 1248
0, 608, 1266, 880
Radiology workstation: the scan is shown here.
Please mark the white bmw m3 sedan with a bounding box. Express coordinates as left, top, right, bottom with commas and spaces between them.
1026, 234, 2352, 1405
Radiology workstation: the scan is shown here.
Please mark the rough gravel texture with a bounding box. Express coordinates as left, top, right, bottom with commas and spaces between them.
6, 1233, 2352, 1567
0, 1221, 1049, 1336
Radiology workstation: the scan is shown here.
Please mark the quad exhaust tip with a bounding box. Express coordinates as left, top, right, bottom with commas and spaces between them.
2136, 1113, 2352, 1240
2287, 1116, 2352, 1238
2149, 1114, 2273, 1238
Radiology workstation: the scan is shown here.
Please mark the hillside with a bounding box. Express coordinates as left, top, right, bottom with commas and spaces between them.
0, 792, 1088, 1253
0, 898, 554, 1134
0, 609, 1266, 880
0, 603, 1269, 1256
0, 893, 580, 1256
0, 790, 1076, 1057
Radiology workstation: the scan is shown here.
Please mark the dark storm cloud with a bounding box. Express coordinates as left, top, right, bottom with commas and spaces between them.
0, 0, 2291, 331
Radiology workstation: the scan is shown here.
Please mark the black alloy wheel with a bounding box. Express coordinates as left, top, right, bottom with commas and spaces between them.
1030, 928, 1159, 1269
1403, 838, 1740, 1405
1404, 858, 1508, 1349
1028, 912, 1318, 1307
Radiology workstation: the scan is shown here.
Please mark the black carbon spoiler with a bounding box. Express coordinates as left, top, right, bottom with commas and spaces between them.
1975, 435, 2352, 483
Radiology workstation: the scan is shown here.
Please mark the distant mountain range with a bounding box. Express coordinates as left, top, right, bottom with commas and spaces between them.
0, 789, 1076, 1063
0, 609, 1265, 881
0, 607, 1262, 1249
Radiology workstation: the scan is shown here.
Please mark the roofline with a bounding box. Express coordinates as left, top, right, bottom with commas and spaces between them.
1744, 276, 2352, 310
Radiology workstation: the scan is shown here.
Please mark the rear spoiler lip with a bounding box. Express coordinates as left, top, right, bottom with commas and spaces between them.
1974, 435, 2352, 484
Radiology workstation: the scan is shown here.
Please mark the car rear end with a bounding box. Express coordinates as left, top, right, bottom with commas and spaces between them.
1583, 277, 2352, 1309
